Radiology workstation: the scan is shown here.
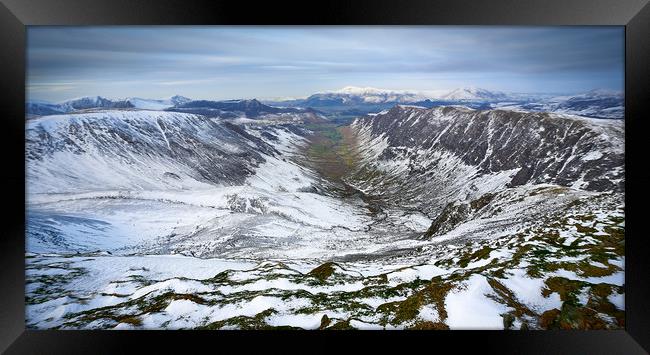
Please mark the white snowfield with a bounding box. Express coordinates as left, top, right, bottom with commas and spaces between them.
25, 107, 625, 330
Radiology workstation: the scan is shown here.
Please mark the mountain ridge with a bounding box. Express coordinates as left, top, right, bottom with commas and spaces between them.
351, 105, 623, 195
28, 85, 624, 120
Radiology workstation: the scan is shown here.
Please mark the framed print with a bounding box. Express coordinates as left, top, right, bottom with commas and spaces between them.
1, 0, 649, 353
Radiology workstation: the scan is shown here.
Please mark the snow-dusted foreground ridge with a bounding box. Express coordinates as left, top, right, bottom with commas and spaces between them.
26, 106, 625, 329
26, 204, 624, 330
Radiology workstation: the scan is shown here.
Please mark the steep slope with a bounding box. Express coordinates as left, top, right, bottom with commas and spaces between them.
347, 105, 624, 241
351, 105, 623, 196
26, 110, 278, 193
25, 110, 377, 258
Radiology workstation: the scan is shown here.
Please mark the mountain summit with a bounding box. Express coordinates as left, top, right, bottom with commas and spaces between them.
440, 87, 509, 101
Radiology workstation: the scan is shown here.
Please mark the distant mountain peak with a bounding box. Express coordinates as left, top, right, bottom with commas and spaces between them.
58, 95, 105, 105
441, 87, 508, 101
582, 88, 623, 97
310, 86, 429, 105
56, 96, 133, 111
334, 86, 411, 95
166, 95, 191, 106
169, 94, 191, 101
320, 86, 510, 102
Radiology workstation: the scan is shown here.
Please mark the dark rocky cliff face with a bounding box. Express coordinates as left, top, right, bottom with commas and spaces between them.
352, 106, 624, 194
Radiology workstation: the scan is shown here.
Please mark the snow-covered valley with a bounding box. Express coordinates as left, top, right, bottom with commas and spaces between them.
25, 105, 625, 330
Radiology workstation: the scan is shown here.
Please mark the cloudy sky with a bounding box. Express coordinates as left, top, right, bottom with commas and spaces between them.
27, 26, 624, 102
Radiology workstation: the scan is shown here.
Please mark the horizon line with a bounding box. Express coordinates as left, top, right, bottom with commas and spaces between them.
27, 85, 623, 104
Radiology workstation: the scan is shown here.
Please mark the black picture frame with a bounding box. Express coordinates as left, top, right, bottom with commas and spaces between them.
1, 0, 649, 353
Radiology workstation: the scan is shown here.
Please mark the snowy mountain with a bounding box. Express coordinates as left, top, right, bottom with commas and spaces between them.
26, 95, 328, 124
440, 87, 509, 101
494, 89, 624, 119
550, 89, 624, 118
25, 101, 624, 330
349, 105, 623, 240
168, 94, 192, 106
26, 111, 276, 193
25, 101, 67, 116
27, 95, 191, 115
308, 86, 434, 104
26, 104, 624, 255
263, 86, 624, 119
29, 87, 624, 120
26, 96, 133, 116
125, 95, 192, 110
298, 86, 507, 106
59, 96, 135, 111
310, 86, 512, 103
352, 104, 622, 202
25, 105, 624, 330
